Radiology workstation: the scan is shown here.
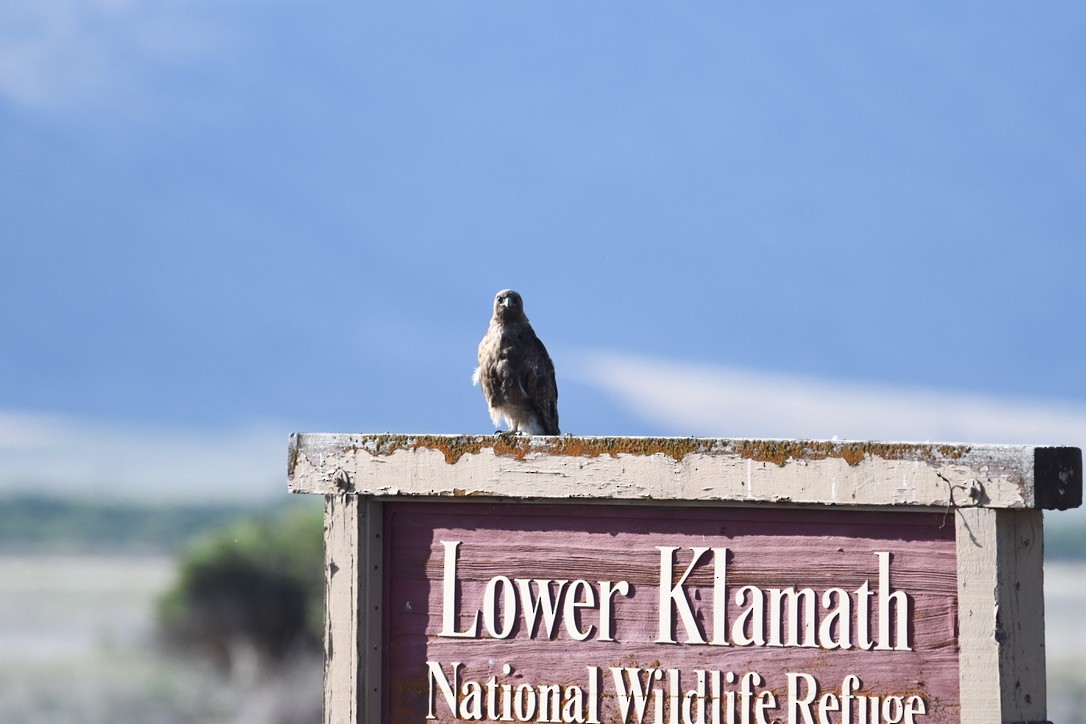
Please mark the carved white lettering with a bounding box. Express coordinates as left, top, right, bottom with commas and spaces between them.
875, 552, 911, 651
565, 579, 597, 641
768, 588, 817, 648
733, 585, 765, 646
856, 580, 874, 650
513, 683, 536, 721
819, 588, 852, 650
460, 678, 483, 720
611, 666, 655, 723
785, 673, 927, 724
712, 547, 729, 646
657, 546, 711, 644
787, 672, 817, 724
515, 578, 568, 639
426, 660, 460, 720
598, 579, 631, 642
440, 542, 914, 655
438, 542, 479, 638
439, 540, 630, 642
483, 575, 517, 639
427, 661, 603, 723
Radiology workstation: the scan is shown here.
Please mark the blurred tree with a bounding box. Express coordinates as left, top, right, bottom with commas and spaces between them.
157, 503, 324, 670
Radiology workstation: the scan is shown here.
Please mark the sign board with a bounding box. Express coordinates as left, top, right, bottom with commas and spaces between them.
288, 434, 1082, 724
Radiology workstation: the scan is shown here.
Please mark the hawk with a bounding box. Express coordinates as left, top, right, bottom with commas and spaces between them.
472, 289, 560, 435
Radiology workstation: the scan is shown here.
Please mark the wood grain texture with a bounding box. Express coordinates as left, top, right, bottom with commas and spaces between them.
955, 508, 1047, 724
383, 502, 959, 723
323, 494, 359, 724
325, 496, 383, 723
288, 434, 1083, 511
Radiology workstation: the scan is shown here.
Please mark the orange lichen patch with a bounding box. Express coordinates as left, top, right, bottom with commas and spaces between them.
350, 434, 972, 468
357, 434, 498, 464
937, 444, 968, 459
733, 440, 973, 467
355, 434, 718, 464
546, 436, 718, 462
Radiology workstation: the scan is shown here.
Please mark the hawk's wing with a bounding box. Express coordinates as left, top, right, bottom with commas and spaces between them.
477, 323, 559, 435
476, 328, 502, 402
518, 333, 559, 435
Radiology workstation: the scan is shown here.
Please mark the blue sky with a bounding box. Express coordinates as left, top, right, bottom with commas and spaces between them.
1, 2, 1084, 500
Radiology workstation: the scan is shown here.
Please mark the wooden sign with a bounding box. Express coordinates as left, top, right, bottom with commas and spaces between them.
287, 435, 1082, 724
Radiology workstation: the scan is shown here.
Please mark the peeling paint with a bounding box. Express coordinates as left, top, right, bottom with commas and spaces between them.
345, 434, 972, 468
287, 434, 1080, 510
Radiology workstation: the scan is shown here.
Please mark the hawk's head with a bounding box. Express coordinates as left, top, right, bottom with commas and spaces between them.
492, 289, 527, 323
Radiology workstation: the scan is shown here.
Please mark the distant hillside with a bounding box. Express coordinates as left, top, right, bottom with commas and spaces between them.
1, 493, 1083, 560
0, 495, 320, 554
1047, 517, 1086, 561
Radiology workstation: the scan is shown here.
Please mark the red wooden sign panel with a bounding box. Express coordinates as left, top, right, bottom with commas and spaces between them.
384, 503, 958, 724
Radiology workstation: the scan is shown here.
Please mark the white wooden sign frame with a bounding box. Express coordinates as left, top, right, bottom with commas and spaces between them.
288, 434, 1082, 724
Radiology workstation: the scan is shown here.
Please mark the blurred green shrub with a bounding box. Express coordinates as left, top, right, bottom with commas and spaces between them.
157, 504, 324, 668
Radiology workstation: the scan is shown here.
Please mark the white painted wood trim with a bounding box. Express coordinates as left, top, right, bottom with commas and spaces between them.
956, 508, 1047, 723
323, 496, 383, 723
996, 509, 1046, 720
323, 494, 359, 724
289, 434, 1081, 511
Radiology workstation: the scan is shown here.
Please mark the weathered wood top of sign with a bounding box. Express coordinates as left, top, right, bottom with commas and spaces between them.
288, 434, 1081, 510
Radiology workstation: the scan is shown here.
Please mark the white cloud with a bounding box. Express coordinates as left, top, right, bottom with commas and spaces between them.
0, 410, 289, 501
568, 350, 1086, 447
4, 354, 1082, 504
0, 0, 227, 109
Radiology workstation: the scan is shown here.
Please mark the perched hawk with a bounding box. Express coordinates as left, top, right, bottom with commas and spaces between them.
473, 289, 560, 435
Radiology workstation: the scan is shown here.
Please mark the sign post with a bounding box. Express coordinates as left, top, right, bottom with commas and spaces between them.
288, 434, 1081, 724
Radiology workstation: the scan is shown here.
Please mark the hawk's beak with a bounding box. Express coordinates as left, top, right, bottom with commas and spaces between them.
501, 298, 512, 308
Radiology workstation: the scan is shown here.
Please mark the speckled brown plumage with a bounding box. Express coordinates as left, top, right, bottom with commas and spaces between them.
473, 289, 560, 436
